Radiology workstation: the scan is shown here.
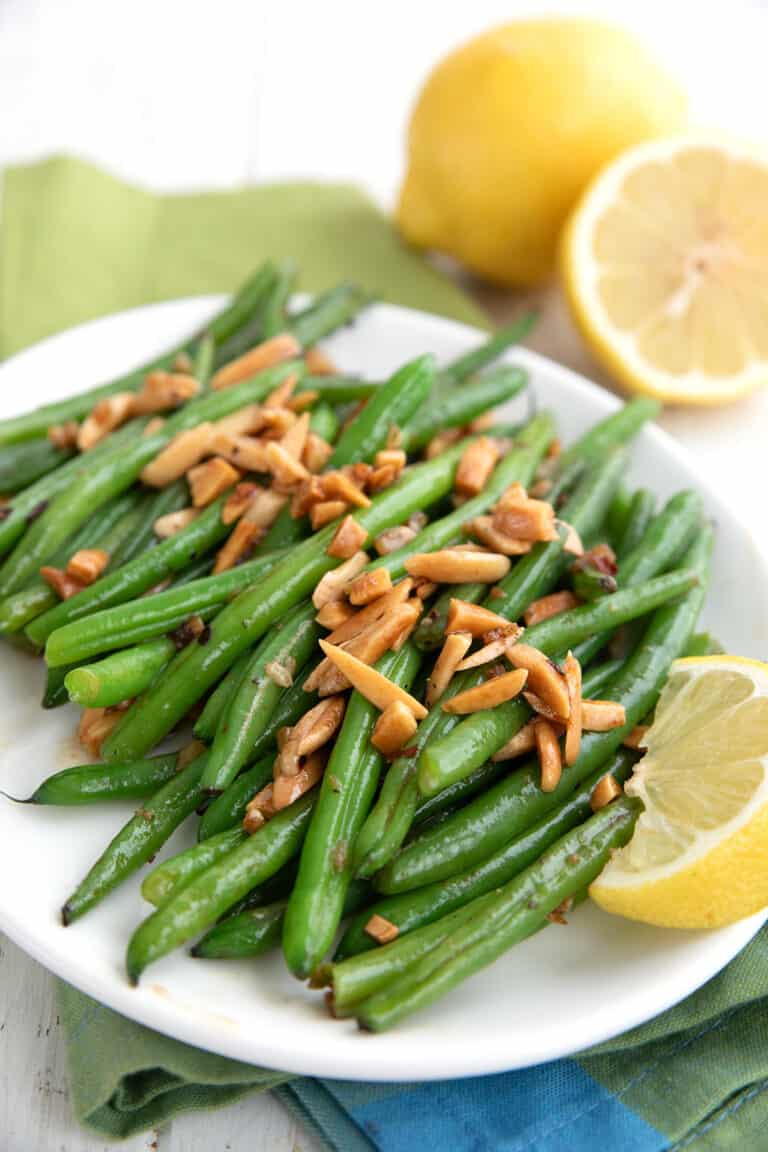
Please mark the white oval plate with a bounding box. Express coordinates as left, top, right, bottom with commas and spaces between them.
0, 298, 766, 1082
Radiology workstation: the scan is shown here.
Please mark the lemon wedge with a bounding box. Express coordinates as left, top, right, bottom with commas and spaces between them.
562, 139, 768, 405
590, 656, 768, 928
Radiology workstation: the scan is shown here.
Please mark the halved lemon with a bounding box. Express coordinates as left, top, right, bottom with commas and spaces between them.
590, 655, 768, 928
562, 138, 768, 405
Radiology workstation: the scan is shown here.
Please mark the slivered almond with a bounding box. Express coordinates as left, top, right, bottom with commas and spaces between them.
426, 632, 472, 707
325, 581, 413, 645
390, 599, 423, 650
78, 707, 123, 758
591, 774, 623, 811
48, 421, 80, 450
495, 482, 528, 509
368, 464, 399, 493
173, 352, 194, 373
265, 657, 296, 689
327, 515, 368, 560
210, 433, 270, 472
143, 417, 165, 436
210, 333, 300, 390
315, 600, 355, 629
40, 566, 85, 600
77, 392, 136, 450
493, 497, 558, 543
468, 411, 496, 433
312, 552, 369, 609
279, 697, 346, 774
405, 549, 510, 583
187, 457, 241, 507
425, 428, 462, 459
304, 347, 338, 375
347, 567, 392, 605
386, 425, 403, 450
456, 634, 517, 671
141, 423, 214, 486
154, 507, 199, 539
463, 515, 532, 556
442, 668, 528, 714
374, 449, 407, 472
265, 441, 310, 488
213, 519, 259, 573
242, 487, 287, 529
506, 644, 570, 720
311, 500, 347, 530
65, 548, 110, 585
491, 720, 538, 761
582, 700, 628, 732
445, 600, 512, 637
134, 371, 201, 413
303, 433, 333, 473
455, 436, 500, 496
523, 691, 564, 723
272, 750, 325, 811
319, 640, 427, 718
279, 410, 310, 461
243, 783, 276, 832
412, 579, 438, 600
313, 604, 421, 694
563, 652, 583, 766
557, 520, 584, 556
364, 913, 400, 945
371, 700, 418, 758
321, 471, 371, 509
213, 405, 265, 438
222, 482, 260, 525
265, 372, 298, 409
252, 408, 296, 439
524, 590, 579, 627
374, 524, 417, 555
288, 390, 319, 413
292, 477, 326, 518
534, 718, 562, 792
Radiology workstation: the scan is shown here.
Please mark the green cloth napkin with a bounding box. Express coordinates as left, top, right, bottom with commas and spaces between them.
2, 156, 767, 1149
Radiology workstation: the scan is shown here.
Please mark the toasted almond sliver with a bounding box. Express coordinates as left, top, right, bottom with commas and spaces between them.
371, 700, 419, 758
325, 580, 413, 645
40, 566, 86, 600
210, 333, 300, 390
242, 488, 287, 529
374, 449, 407, 472
426, 631, 473, 707
213, 519, 260, 573
347, 567, 393, 606
77, 707, 123, 758
265, 372, 298, 410
315, 600, 355, 629
187, 457, 241, 508
279, 409, 310, 461
326, 515, 368, 560
534, 718, 562, 793
455, 436, 501, 497
364, 913, 400, 945
368, 464, 399, 493
280, 697, 347, 774
312, 551, 369, 610
442, 668, 528, 715
143, 417, 165, 437
48, 421, 80, 450
493, 498, 558, 543
210, 432, 271, 472
288, 389, 319, 411
134, 371, 201, 413
77, 392, 136, 451
154, 507, 199, 539
304, 347, 338, 375
491, 720, 538, 761
413, 579, 438, 600
272, 750, 325, 811
243, 783, 276, 832
506, 643, 570, 720
405, 549, 510, 583
319, 640, 427, 718
524, 590, 580, 628
425, 427, 463, 460
265, 440, 310, 488
463, 515, 533, 556
445, 599, 512, 638
222, 482, 260, 525
455, 634, 517, 672
582, 700, 628, 732
321, 471, 371, 509
590, 773, 623, 812
265, 657, 296, 689
390, 599, 423, 651
311, 500, 348, 530
523, 691, 564, 723
557, 519, 584, 556
141, 423, 214, 487
303, 432, 333, 473
374, 524, 417, 555
315, 603, 421, 694
65, 548, 110, 586
563, 652, 583, 766
213, 404, 265, 439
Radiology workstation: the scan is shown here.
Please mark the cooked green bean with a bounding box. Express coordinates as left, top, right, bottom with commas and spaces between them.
289, 284, 370, 348
618, 488, 656, 560
64, 638, 176, 707
329, 354, 435, 468
196, 755, 274, 842
436, 313, 536, 388
109, 480, 188, 569
142, 826, 247, 907
261, 260, 299, 339
22, 754, 180, 805
402, 364, 527, 453
0, 438, 73, 492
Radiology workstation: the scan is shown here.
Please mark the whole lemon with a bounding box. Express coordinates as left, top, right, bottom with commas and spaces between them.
396, 20, 687, 286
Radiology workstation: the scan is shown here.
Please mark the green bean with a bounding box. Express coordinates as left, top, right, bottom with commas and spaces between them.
337, 750, 634, 959
20, 754, 180, 805
606, 483, 633, 546
571, 562, 617, 602
377, 531, 711, 894
62, 751, 209, 923
329, 354, 435, 468
308, 400, 339, 444
42, 663, 75, 709
0, 264, 278, 446
42, 548, 285, 664
283, 644, 421, 978
402, 364, 527, 453
683, 631, 724, 657
142, 826, 247, 907
299, 376, 376, 404
0, 360, 301, 596
193, 651, 253, 744
196, 755, 274, 842
125, 786, 317, 982
192, 334, 215, 386
557, 397, 660, 471
355, 798, 641, 1030
618, 488, 656, 560
437, 313, 536, 388
100, 442, 476, 764
202, 602, 320, 791
64, 638, 175, 707
261, 260, 299, 338
289, 284, 371, 348
0, 439, 73, 492
109, 480, 189, 569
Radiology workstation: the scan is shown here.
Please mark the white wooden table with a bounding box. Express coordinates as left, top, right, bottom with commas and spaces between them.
1, 2, 767, 1149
